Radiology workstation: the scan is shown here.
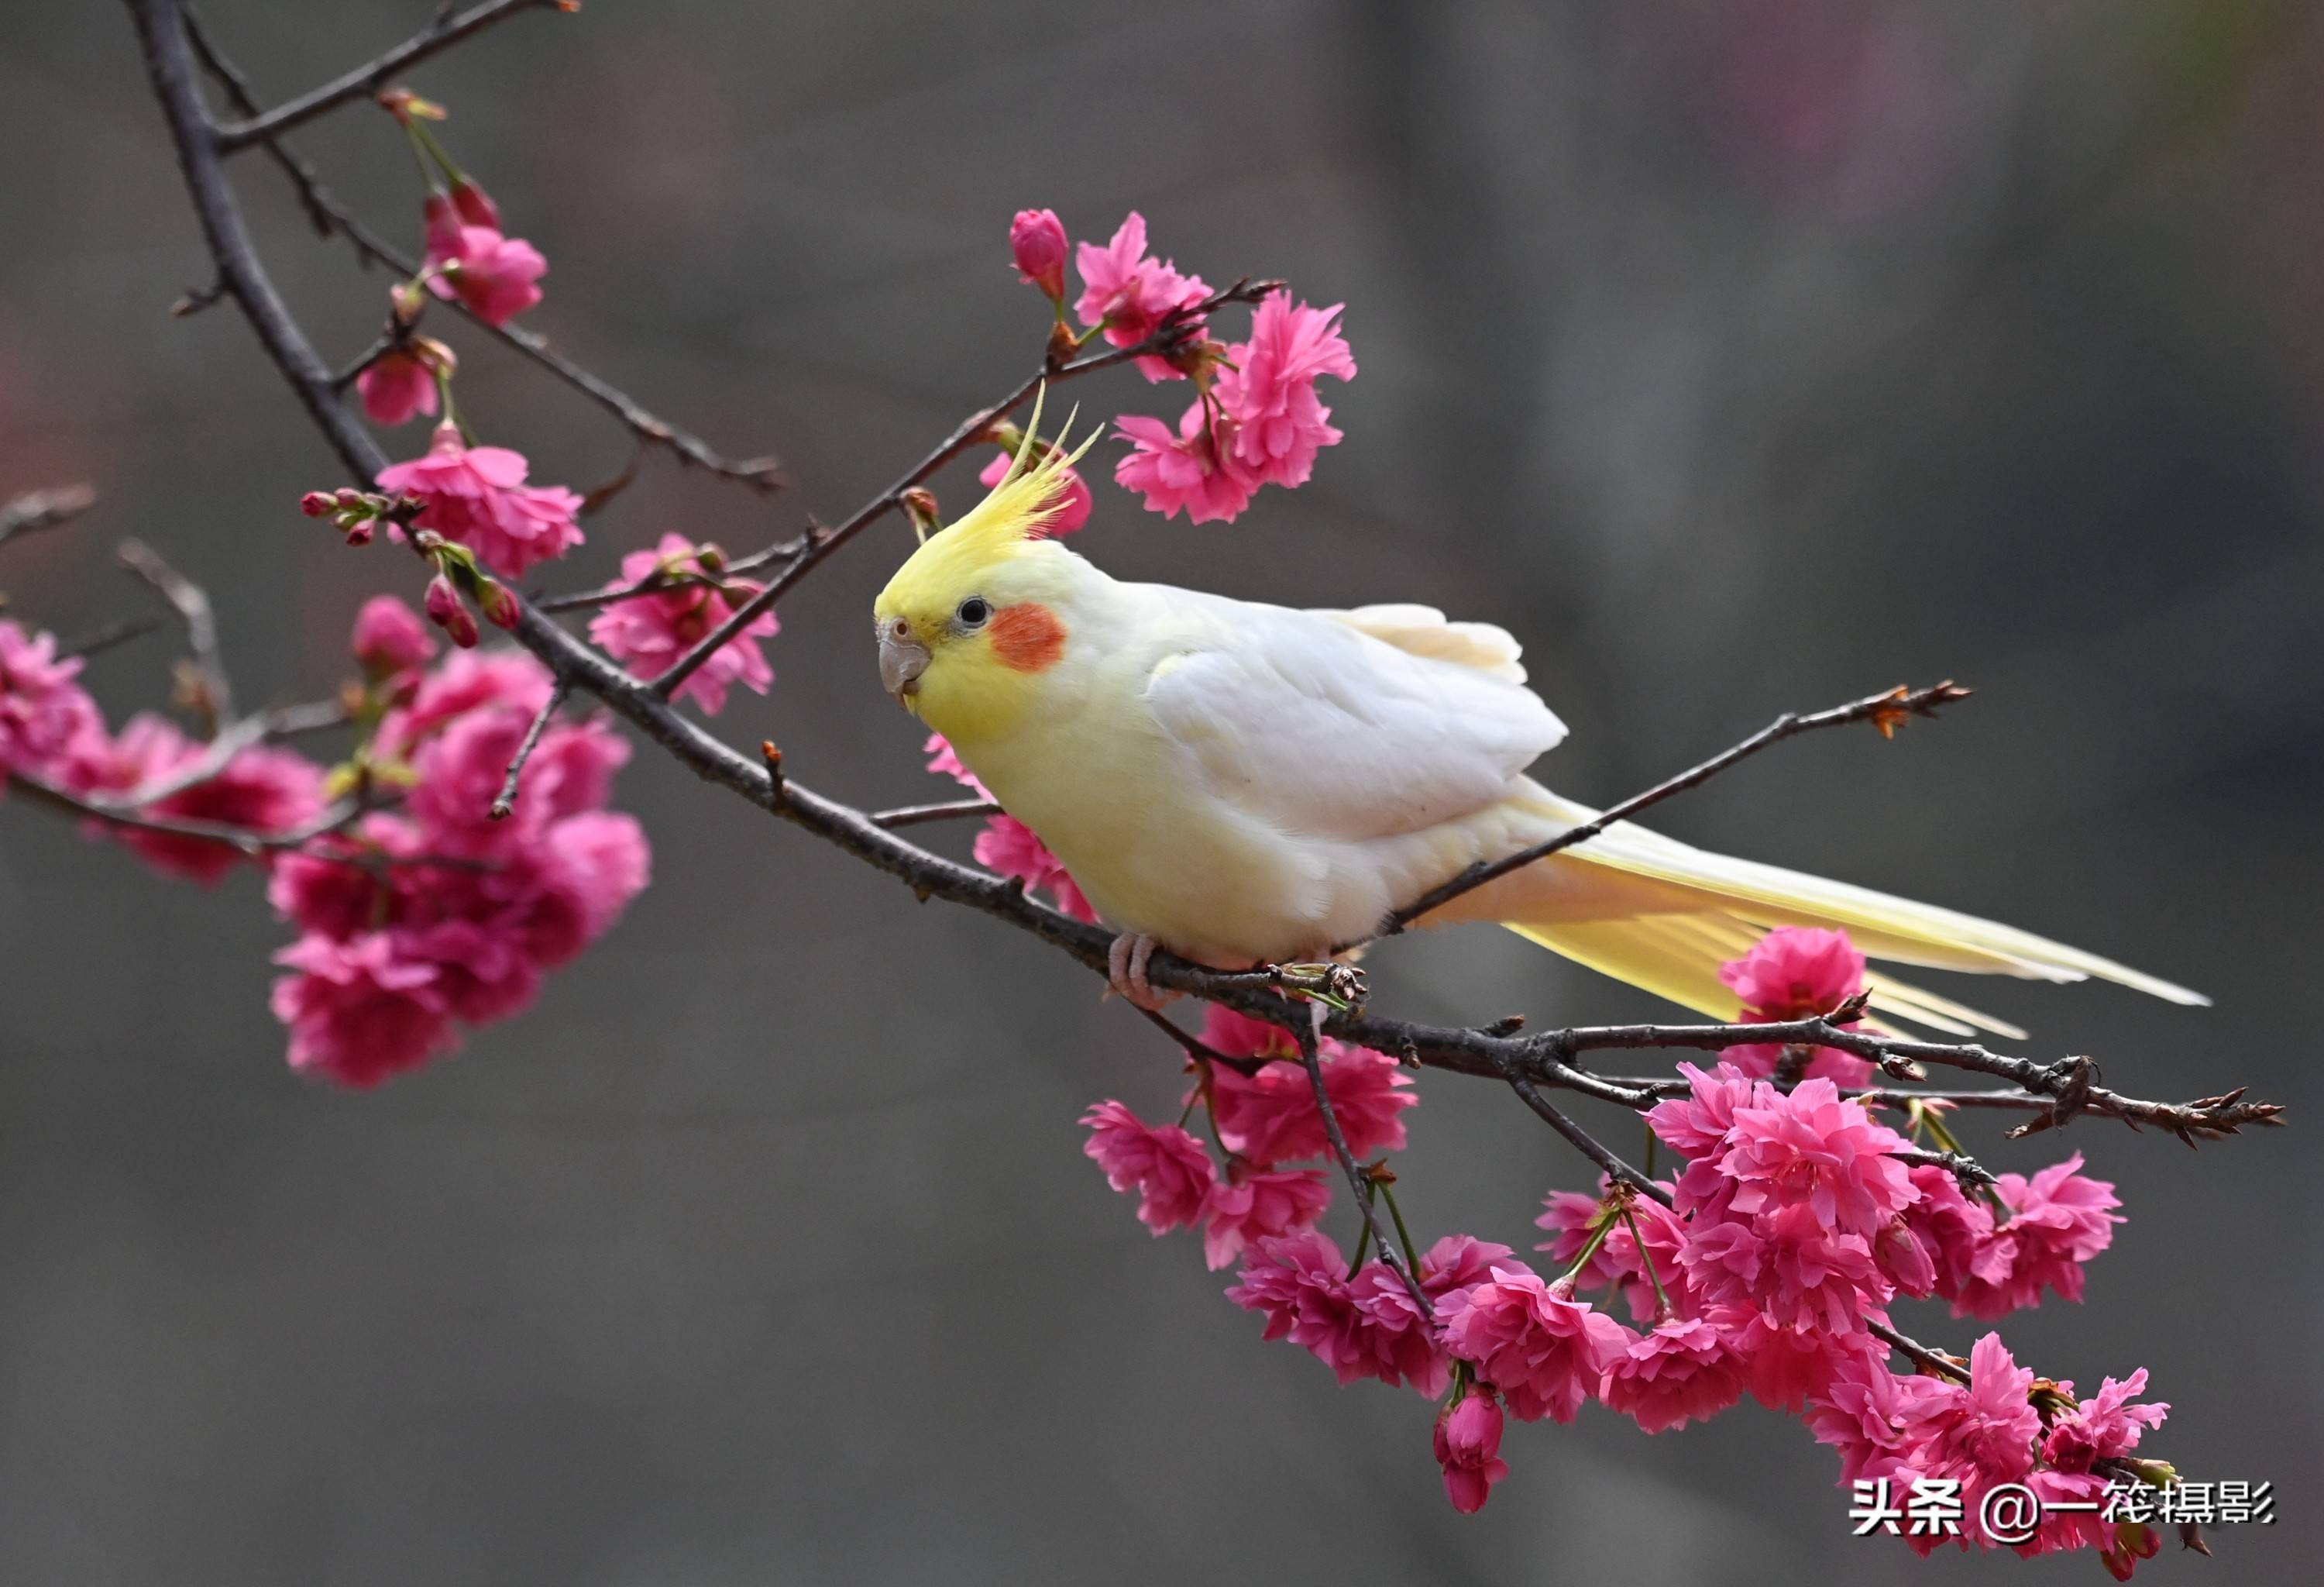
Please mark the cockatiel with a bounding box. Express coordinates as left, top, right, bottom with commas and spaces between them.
871, 412, 2205, 1029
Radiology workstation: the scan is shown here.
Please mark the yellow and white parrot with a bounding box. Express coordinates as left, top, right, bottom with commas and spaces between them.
871, 418, 2204, 1029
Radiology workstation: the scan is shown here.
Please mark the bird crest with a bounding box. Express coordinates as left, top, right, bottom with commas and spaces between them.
930, 384, 1097, 559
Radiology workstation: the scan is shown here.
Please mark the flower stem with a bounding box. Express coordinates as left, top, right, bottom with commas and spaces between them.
1621, 1204, 1673, 1320
1377, 1179, 1424, 1278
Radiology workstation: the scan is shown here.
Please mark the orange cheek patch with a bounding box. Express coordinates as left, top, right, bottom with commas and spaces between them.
988, 601, 1068, 672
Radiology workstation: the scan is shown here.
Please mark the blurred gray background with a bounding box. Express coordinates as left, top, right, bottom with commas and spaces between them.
2, 1, 2317, 1582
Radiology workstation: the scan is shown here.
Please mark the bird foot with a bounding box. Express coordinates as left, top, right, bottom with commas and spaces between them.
1105, 932, 1179, 1010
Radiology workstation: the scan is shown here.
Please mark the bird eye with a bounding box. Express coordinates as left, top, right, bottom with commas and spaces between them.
956, 597, 992, 628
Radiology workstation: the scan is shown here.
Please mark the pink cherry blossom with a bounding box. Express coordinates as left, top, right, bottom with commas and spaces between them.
1418, 1234, 1515, 1300
377, 423, 584, 577
1645, 1061, 1766, 1156
449, 178, 500, 230
973, 814, 1097, 921
1717, 926, 1874, 1084
1199, 1167, 1329, 1271
1081, 1100, 1216, 1234
352, 594, 435, 676
1074, 211, 1210, 380
356, 346, 440, 427
978, 446, 1091, 535
1535, 1181, 1687, 1321
923, 731, 990, 798
64, 713, 325, 883
2041, 1368, 2168, 1473
1731, 1305, 1882, 1413
1113, 404, 1258, 524
587, 535, 777, 714
1889, 1161, 1990, 1302
424, 193, 546, 325
0, 620, 103, 786
1717, 1076, 1917, 1236
1203, 1038, 1415, 1166
1009, 208, 1068, 301
1434, 1262, 1636, 1423
1226, 1230, 1450, 1395
1602, 1313, 1746, 1433
1433, 1391, 1509, 1515
267, 648, 648, 1085
1950, 1153, 2120, 1319
1213, 296, 1354, 488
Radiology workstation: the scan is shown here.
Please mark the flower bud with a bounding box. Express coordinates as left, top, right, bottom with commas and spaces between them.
900, 487, 941, 537
301, 491, 336, 518
425, 573, 480, 648
473, 574, 521, 632
1009, 208, 1068, 301
450, 178, 501, 231
342, 519, 376, 548
352, 594, 435, 676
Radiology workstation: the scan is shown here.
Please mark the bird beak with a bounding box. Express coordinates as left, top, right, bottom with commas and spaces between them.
878, 622, 930, 704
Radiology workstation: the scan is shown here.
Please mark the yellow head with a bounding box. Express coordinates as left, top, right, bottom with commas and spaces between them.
872, 394, 1097, 745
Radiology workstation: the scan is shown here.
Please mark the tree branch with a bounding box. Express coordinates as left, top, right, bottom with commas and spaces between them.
1384, 682, 1973, 933
213, 0, 566, 153
868, 797, 1001, 829
0, 484, 98, 552
489, 677, 568, 819
116, 535, 233, 728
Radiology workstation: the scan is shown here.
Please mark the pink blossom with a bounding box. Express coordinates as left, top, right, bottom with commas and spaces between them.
425, 193, 547, 325
1433, 1391, 1509, 1515
1731, 1306, 1881, 1413
2041, 1368, 2168, 1473
1434, 1262, 1636, 1423
1950, 1154, 2120, 1319
1073, 212, 1210, 380
268, 648, 648, 1085
1889, 1162, 1990, 1302
1081, 1100, 1216, 1234
1418, 1234, 1516, 1300
1009, 208, 1068, 301
1226, 1231, 1448, 1394
923, 731, 990, 798
1603, 1313, 1746, 1433
1801, 1343, 1960, 1482
1113, 404, 1258, 524
587, 535, 777, 714
1213, 296, 1354, 488
449, 178, 501, 230
378, 423, 584, 577
64, 713, 325, 884
1645, 1061, 1766, 1156
1200, 1167, 1330, 1271
270, 931, 456, 1087
1195, 1003, 1296, 1062
356, 346, 441, 427
978, 446, 1091, 535
0, 620, 102, 786
1204, 1038, 1415, 1166
1535, 1182, 1686, 1321
1717, 1076, 1917, 1236
352, 595, 435, 676
424, 572, 480, 647
1718, 925, 1874, 1084
973, 814, 1097, 921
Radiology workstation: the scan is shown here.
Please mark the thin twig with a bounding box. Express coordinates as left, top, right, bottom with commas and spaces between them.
56, 614, 165, 660
213, 0, 564, 153
178, 5, 782, 492
533, 535, 803, 613
115, 536, 232, 727
869, 797, 1000, 829
1287, 1011, 1430, 1310
1506, 1072, 1667, 1201
1887, 1145, 1999, 1191
0, 484, 98, 551
1127, 1002, 1264, 1079
1872, 1320, 1970, 1384
489, 678, 568, 819
643, 277, 1281, 701
1384, 683, 1974, 934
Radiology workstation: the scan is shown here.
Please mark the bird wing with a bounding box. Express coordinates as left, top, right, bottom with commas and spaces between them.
1313, 604, 1531, 683
1139, 592, 1566, 844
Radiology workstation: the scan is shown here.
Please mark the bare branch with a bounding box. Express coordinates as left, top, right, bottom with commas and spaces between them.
489, 678, 569, 819
115, 536, 232, 728
0, 484, 98, 551
1288, 1011, 1431, 1310
1385, 682, 1973, 934
1871, 1320, 1970, 1385
869, 797, 1001, 829
214, 0, 567, 153
1506, 1072, 1667, 1200
55, 614, 165, 660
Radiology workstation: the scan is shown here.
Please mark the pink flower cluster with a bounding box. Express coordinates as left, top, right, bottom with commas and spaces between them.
1114, 289, 1356, 524
1719, 925, 1875, 1084
587, 535, 779, 714
267, 608, 648, 1086
4, 618, 326, 883
424, 181, 547, 327
1081, 1101, 1332, 1272
377, 422, 585, 577
923, 732, 1095, 921
1002, 209, 1356, 525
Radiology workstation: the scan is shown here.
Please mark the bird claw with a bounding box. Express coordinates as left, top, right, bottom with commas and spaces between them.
1106, 932, 1179, 1010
